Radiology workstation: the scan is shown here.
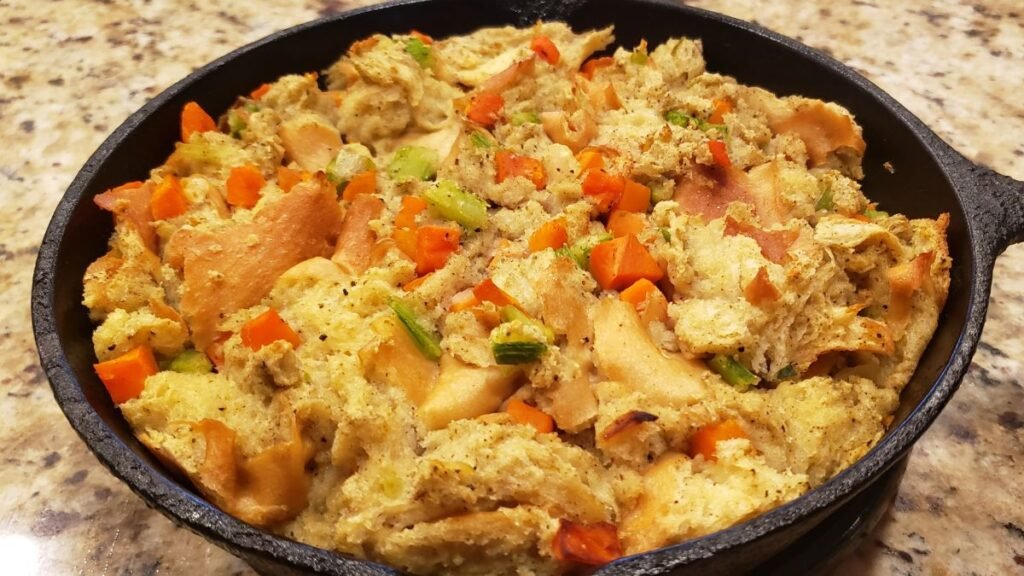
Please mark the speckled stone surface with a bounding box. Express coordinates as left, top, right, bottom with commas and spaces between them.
1, 0, 1021, 574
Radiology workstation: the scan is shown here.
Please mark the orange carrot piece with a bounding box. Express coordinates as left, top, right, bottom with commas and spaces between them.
582, 169, 626, 213
93, 346, 158, 404
226, 164, 265, 209
403, 272, 433, 292
466, 91, 504, 127
580, 56, 614, 80
709, 98, 734, 124
396, 195, 428, 229
180, 101, 216, 142
495, 150, 546, 189
607, 210, 645, 238
240, 308, 301, 351
530, 35, 561, 65
393, 227, 419, 259
506, 399, 555, 433
250, 83, 271, 101
410, 29, 433, 44
472, 278, 517, 308
415, 225, 460, 274
576, 147, 605, 173
341, 169, 377, 201
619, 278, 659, 308
528, 219, 569, 252
708, 140, 732, 169
615, 179, 650, 212
276, 166, 308, 192
689, 419, 747, 461
744, 267, 781, 306
150, 175, 188, 220
552, 520, 622, 566
589, 234, 663, 291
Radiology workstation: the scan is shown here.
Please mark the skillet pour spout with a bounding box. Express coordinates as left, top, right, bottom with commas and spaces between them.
29, 0, 1024, 574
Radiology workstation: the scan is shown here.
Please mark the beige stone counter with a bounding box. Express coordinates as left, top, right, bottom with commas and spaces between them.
0, 0, 1020, 574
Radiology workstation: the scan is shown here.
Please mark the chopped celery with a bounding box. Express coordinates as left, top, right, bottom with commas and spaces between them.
708, 354, 759, 391
660, 228, 672, 242
665, 110, 697, 128
405, 38, 432, 67
326, 144, 375, 188
630, 51, 648, 65
227, 110, 247, 139
509, 111, 540, 126
167, 349, 213, 374
556, 233, 613, 270
775, 364, 798, 381
493, 341, 547, 364
491, 320, 548, 365
816, 187, 834, 211
499, 306, 555, 344
389, 300, 442, 361
423, 179, 488, 230
864, 208, 890, 219
387, 145, 439, 182
470, 131, 494, 149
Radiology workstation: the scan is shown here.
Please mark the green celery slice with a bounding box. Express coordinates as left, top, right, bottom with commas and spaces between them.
708, 354, 759, 391
389, 300, 442, 361
470, 132, 494, 149
387, 145, 439, 182
556, 233, 613, 270
423, 179, 488, 230
815, 187, 834, 211
509, 111, 540, 126
405, 38, 432, 67
167, 349, 213, 374
493, 341, 547, 364
774, 364, 798, 381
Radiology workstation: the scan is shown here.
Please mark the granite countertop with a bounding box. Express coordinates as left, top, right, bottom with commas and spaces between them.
1, 0, 1021, 574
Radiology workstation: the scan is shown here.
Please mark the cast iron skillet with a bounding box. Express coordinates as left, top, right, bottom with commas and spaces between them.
32, 0, 1024, 574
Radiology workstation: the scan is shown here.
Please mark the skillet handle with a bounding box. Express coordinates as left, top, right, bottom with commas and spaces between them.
943, 144, 1024, 258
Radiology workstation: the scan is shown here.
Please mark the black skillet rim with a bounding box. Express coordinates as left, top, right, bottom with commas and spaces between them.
31, 0, 990, 573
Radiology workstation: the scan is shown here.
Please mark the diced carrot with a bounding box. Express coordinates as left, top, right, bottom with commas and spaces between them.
552, 520, 622, 566
472, 278, 518, 308
180, 101, 216, 142
528, 219, 568, 252
466, 91, 504, 127
580, 56, 614, 80
619, 278, 659, 308
396, 195, 428, 229
576, 147, 605, 173
615, 179, 650, 212
530, 35, 560, 65
589, 234, 663, 291
607, 210, 645, 238
708, 140, 731, 169
402, 272, 433, 292
393, 227, 418, 259
250, 83, 271, 101
276, 166, 308, 192
744, 267, 781, 306
226, 164, 265, 209
93, 345, 158, 404
495, 150, 546, 189
506, 399, 555, 433
709, 98, 734, 124
150, 175, 188, 220
581, 169, 626, 213
341, 169, 377, 201
450, 289, 480, 312
240, 308, 301, 351
415, 225, 460, 274
410, 29, 433, 45
688, 419, 747, 461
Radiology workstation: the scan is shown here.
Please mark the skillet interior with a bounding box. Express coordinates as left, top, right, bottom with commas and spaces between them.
35, 0, 980, 573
